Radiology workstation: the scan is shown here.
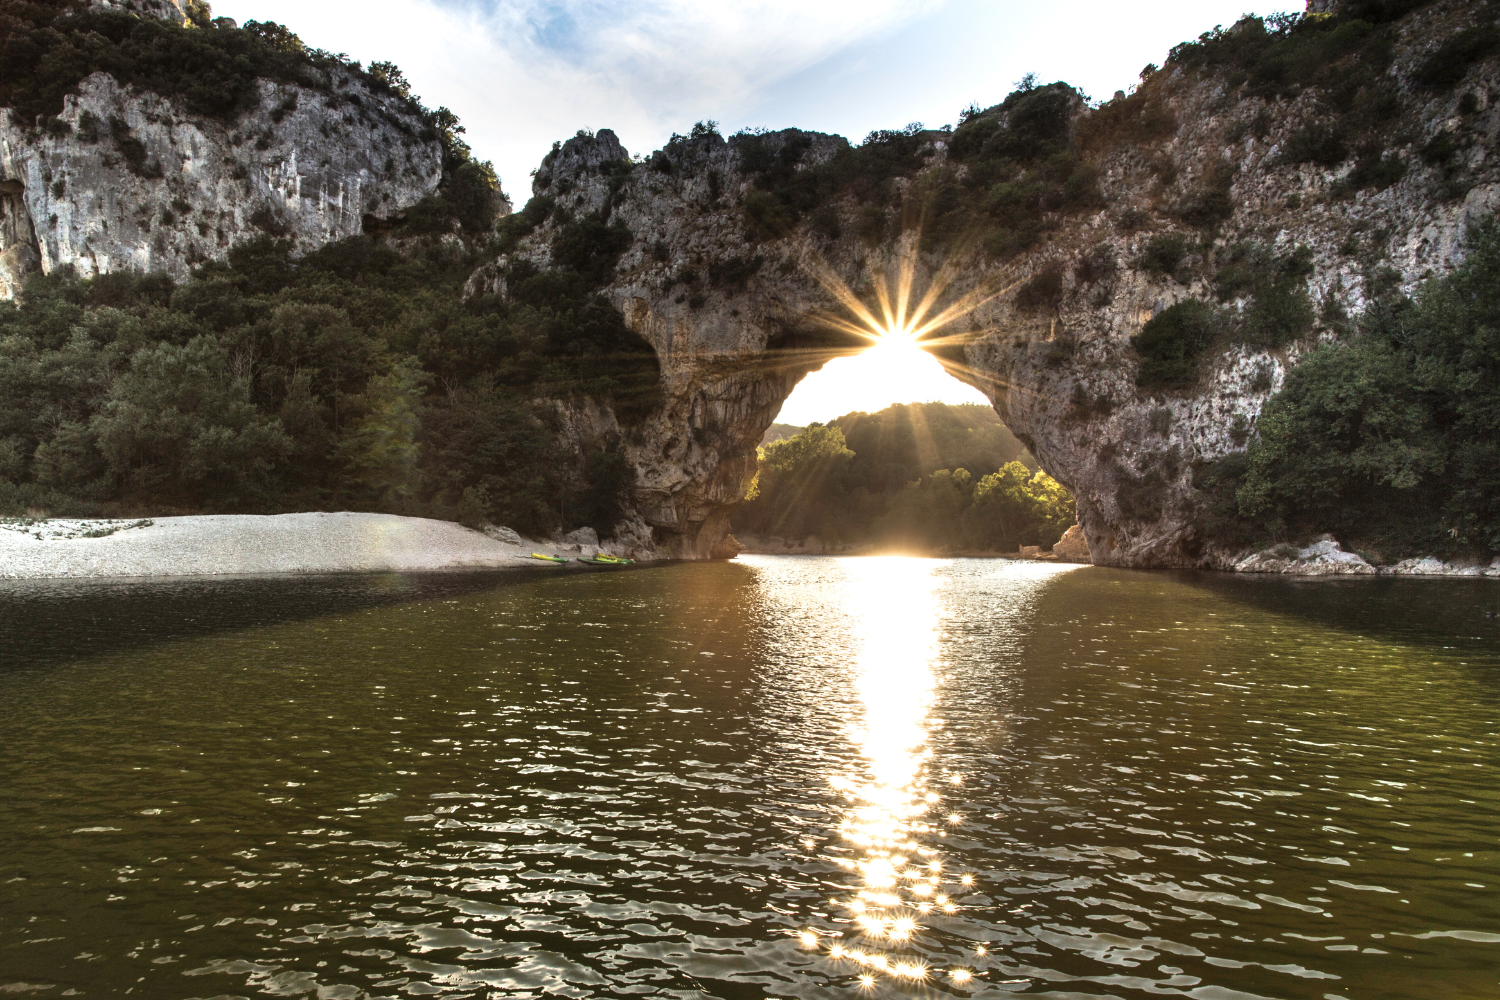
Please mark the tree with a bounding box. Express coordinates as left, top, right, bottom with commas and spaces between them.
90, 336, 292, 506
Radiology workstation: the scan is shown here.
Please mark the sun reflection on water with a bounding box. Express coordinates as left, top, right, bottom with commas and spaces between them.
809, 557, 978, 989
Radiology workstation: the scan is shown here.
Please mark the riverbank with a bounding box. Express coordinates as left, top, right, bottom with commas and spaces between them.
0, 513, 593, 580
1232, 536, 1500, 578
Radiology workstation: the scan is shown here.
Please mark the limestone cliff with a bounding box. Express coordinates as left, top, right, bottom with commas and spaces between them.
487, 0, 1500, 564
0, 6, 444, 299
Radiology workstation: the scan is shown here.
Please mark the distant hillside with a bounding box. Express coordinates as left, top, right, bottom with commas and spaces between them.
736, 401, 1067, 554
760, 423, 805, 445
831, 402, 1035, 488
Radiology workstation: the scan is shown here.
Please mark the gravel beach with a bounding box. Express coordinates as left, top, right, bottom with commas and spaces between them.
0, 513, 576, 580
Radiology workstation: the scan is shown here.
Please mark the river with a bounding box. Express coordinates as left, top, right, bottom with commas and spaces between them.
2, 557, 1497, 999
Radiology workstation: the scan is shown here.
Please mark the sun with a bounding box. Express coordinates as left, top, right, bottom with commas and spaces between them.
772, 239, 1010, 426
774, 332, 987, 425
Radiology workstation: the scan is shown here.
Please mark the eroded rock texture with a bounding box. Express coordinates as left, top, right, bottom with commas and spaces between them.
0, 56, 442, 297
491, 0, 1500, 564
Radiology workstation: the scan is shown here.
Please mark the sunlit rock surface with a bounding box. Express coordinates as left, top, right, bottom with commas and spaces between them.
86, 0, 187, 20
489, 0, 1500, 565
1052, 525, 1093, 564
0, 70, 442, 297
1234, 536, 1377, 576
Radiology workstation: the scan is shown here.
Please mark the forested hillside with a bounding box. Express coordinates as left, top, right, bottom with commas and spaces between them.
734, 402, 1072, 553
0, 231, 661, 534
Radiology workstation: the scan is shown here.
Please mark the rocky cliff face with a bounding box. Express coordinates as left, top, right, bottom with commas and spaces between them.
489, 0, 1500, 564
0, 8, 443, 300
476, 127, 860, 558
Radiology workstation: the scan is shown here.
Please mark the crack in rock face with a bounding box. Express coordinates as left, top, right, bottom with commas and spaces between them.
0, 178, 42, 301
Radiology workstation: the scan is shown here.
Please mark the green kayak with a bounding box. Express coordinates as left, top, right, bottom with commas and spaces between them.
576, 556, 629, 566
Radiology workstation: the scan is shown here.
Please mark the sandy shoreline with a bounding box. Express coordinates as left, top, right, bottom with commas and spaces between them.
0, 513, 588, 581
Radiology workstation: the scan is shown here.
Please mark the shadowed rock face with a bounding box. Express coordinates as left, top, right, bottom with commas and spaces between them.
492, 0, 1500, 564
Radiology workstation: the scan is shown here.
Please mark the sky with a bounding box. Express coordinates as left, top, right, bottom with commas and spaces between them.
213, 0, 1299, 425
775, 343, 989, 426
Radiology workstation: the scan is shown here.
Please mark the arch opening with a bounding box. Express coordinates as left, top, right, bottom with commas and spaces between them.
728, 273, 1083, 561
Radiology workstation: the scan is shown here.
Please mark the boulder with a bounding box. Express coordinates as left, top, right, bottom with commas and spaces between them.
1234, 536, 1376, 576
1387, 557, 1493, 577
558, 527, 600, 551
710, 533, 743, 560
1052, 525, 1092, 564
481, 524, 525, 546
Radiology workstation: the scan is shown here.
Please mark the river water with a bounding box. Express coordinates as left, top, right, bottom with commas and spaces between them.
2, 557, 1497, 999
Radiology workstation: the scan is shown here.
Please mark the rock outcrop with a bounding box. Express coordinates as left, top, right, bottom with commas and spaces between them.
1234, 536, 1378, 575
1052, 525, 1093, 564
1233, 537, 1500, 577
86, 0, 188, 20
0, 24, 443, 298
485, 0, 1500, 565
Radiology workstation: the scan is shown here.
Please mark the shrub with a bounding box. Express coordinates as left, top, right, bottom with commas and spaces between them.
550, 212, 633, 288
1074, 243, 1117, 285
1342, 150, 1406, 192
743, 189, 796, 240
1242, 280, 1314, 348
1132, 299, 1223, 389
708, 254, 763, 290
1283, 124, 1348, 167
1076, 84, 1177, 154
109, 117, 162, 179
1138, 233, 1191, 277
1014, 266, 1064, 312
950, 83, 1076, 165
1067, 384, 1115, 422
1414, 25, 1500, 90
1176, 161, 1237, 229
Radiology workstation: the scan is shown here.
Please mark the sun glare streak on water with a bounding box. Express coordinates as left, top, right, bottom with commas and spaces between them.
823, 558, 950, 981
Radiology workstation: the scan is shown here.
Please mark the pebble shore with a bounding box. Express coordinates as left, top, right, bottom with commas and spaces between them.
0, 513, 570, 580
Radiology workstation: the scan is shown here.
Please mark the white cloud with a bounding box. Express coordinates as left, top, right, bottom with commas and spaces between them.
213, 0, 940, 195
211, 0, 1299, 200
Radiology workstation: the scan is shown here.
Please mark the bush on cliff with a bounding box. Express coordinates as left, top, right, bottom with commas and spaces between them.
1132, 300, 1223, 389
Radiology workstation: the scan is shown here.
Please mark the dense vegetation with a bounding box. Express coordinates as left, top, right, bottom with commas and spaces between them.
734, 402, 1074, 553
2, 0, 410, 124
1197, 223, 1500, 562
723, 77, 1107, 263
0, 228, 662, 535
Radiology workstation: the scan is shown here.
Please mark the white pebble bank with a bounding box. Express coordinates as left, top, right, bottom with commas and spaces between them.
0, 513, 564, 580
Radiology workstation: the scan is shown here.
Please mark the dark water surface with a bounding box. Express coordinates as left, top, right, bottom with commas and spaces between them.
2, 558, 1497, 999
